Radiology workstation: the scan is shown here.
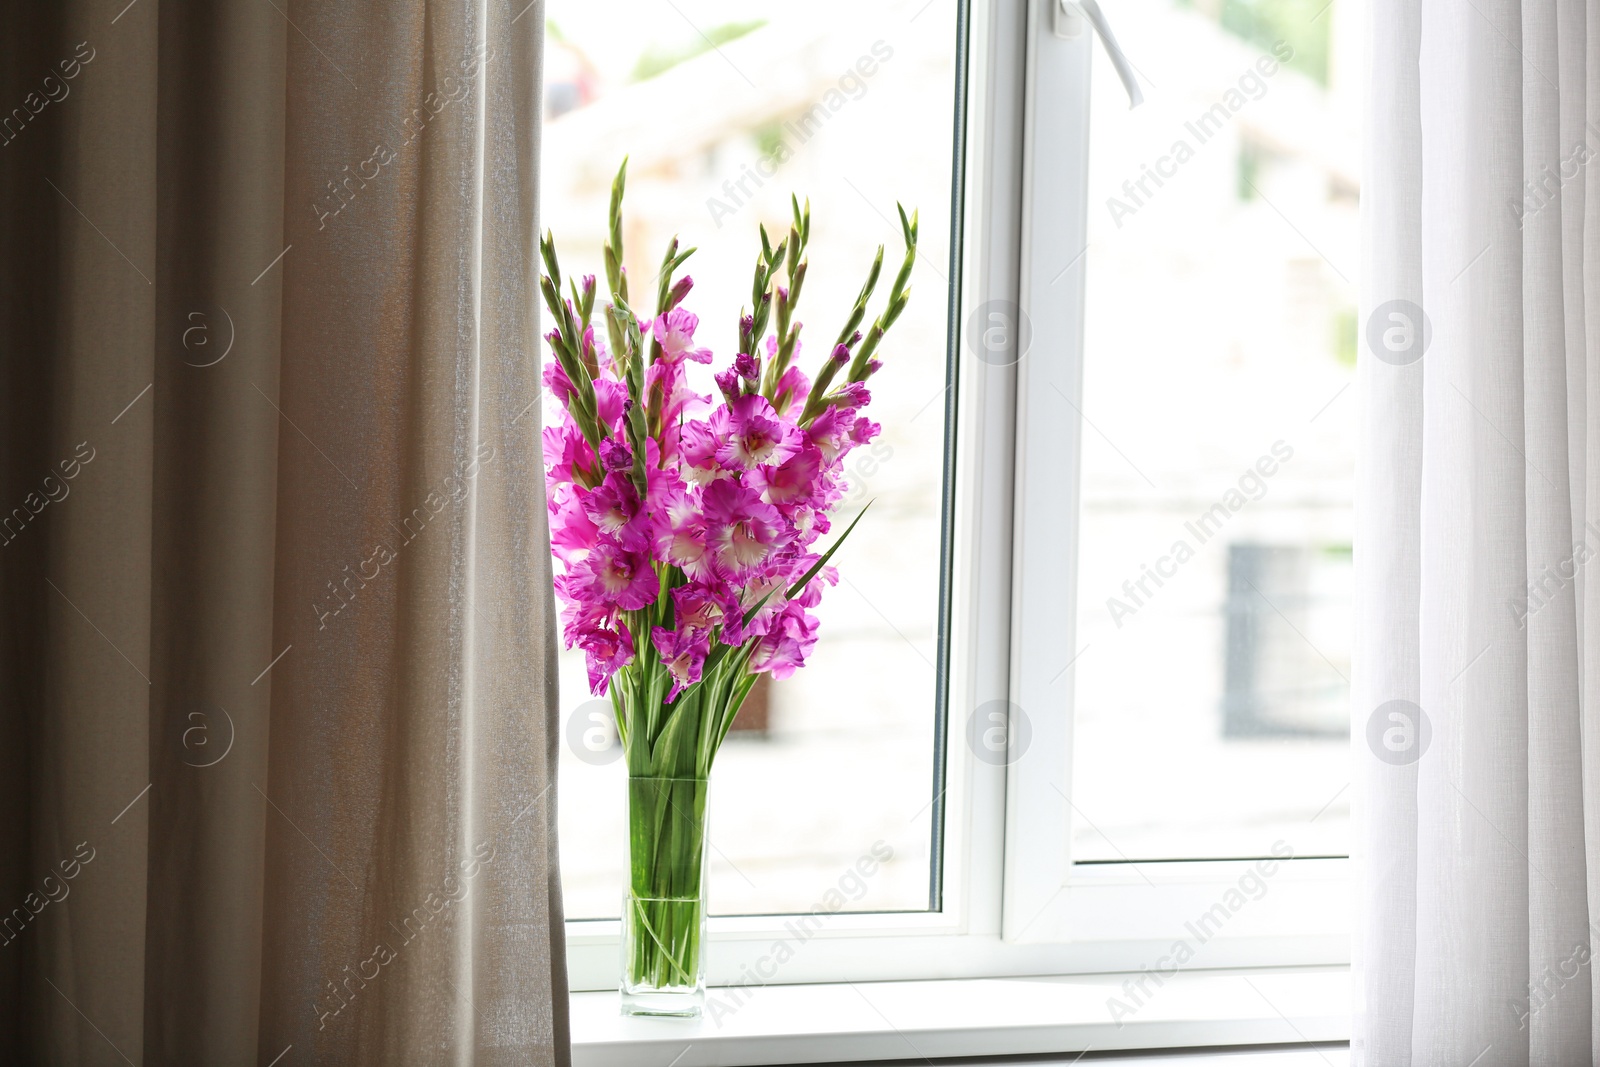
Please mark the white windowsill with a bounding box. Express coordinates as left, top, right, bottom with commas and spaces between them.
570, 966, 1350, 1066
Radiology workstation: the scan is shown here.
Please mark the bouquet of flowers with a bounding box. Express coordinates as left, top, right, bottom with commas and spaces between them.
540, 159, 916, 1014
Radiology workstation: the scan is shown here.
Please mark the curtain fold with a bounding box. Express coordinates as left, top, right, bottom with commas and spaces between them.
0, 1, 568, 1064
1358, 0, 1600, 1062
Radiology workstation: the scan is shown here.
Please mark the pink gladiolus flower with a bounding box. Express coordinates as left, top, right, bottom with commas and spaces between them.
702, 478, 787, 576
577, 542, 658, 610
756, 444, 823, 506
832, 382, 871, 412
786, 503, 821, 542
771, 365, 811, 419
713, 366, 742, 406
790, 561, 838, 608
599, 438, 633, 473
543, 422, 595, 487
720, 563, 792, 646
593, 377, 630, 431
653, 308, 713, 364
803, 407, 850, 462
749, 603, 820, 679
548, 483, 600, 562
582, 474, 650, 551
652, 625, 711, 698
673, 583, 736, 631
717, 394, 800, 470
654, 486, 713, 580
541, 199, 909, 698
543, 353, 576, 409
678, 420, 723, 484
577, 624, 634, 695
849, 417, 881, 447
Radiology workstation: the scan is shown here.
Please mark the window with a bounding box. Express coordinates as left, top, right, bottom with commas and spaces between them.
544, 0, 1355, 996
1064, 0, 1357, 867
543, 0, 961, 960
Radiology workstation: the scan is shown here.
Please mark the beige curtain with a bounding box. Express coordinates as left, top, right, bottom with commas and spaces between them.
0, 2, 569, 1064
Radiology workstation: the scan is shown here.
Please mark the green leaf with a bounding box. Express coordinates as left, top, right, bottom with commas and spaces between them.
785, 501, 870, 599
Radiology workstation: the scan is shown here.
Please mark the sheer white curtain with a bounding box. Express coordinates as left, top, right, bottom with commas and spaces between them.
1357, 0, 1600, 1062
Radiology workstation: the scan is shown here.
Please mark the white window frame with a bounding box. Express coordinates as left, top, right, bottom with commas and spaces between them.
564, 0, 1350, 998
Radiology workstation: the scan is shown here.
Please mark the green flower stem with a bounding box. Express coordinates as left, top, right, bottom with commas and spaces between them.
624, 775, 710, 992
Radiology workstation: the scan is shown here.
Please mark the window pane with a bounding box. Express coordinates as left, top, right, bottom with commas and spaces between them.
1070, 0, 1358, 861
542, 0, 960, 917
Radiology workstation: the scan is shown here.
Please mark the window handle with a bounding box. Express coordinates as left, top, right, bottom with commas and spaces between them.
1053, 0, 1145, 108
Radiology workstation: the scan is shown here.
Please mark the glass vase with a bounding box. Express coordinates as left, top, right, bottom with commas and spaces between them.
620, 775, 709, 1017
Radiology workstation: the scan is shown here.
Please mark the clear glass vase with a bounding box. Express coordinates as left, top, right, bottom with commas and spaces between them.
620, 775, 709, 1017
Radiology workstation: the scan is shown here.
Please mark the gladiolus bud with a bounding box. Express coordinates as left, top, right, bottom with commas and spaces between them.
828, 382, 871, 410
667, 275, 694, 309
599, 438, 633, 472
714, 367, 742, 405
